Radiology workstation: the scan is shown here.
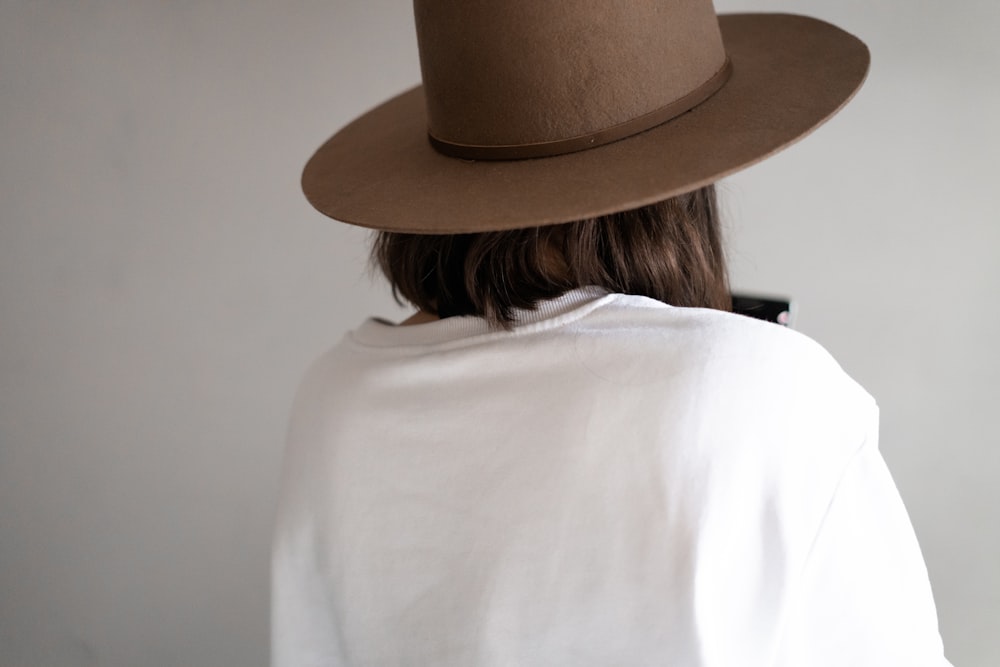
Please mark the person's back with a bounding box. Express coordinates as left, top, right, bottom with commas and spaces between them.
272, 289, 946, 665
275, 1, 952, 664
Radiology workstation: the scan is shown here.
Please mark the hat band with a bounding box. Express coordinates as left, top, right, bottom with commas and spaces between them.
429, 57, 732, 161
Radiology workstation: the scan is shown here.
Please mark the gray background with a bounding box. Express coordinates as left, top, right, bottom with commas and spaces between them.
1, 0, 996, 665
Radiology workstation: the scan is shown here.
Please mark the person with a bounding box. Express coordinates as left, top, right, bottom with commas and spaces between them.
271, 2, 952, 665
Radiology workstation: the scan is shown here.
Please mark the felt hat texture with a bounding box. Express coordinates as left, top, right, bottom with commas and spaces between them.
302, 1, 870, 233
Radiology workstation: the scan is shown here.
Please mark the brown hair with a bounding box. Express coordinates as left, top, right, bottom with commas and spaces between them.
371, 185, 729, 328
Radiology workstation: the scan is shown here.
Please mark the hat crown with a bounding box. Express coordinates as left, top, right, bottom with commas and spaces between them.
414, 0, 727, 158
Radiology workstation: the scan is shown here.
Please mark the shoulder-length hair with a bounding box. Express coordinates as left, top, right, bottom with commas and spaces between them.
371, 184, 729, 328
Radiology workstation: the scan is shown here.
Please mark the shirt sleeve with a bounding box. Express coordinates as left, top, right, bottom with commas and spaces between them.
271, 355, 348, 667
271, 518, 345, 667
772, 431, 952, 666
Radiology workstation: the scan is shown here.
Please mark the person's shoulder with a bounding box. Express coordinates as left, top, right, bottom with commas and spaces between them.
284, 333, 372, 425
590, 293, 840, 361
588, 295, 881, 513
586, 293, 875, 411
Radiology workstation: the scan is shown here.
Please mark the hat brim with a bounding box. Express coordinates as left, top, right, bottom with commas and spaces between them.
302, 13, 870, 233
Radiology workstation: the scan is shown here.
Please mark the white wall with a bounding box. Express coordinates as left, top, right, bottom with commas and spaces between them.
0, 1, 995, 665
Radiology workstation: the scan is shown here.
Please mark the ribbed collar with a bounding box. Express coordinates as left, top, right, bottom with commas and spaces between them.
349, 286, 616, 349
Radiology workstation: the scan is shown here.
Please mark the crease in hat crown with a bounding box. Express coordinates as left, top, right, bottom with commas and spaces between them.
414, 0, 730, 161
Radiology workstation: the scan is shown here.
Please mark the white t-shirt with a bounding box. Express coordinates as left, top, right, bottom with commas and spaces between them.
271, 287, 950, 666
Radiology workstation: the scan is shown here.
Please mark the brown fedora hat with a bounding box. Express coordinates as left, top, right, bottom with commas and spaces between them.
302, 2, 869, 233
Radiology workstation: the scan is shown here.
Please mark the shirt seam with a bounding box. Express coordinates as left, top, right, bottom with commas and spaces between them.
765, 426, 874, 666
